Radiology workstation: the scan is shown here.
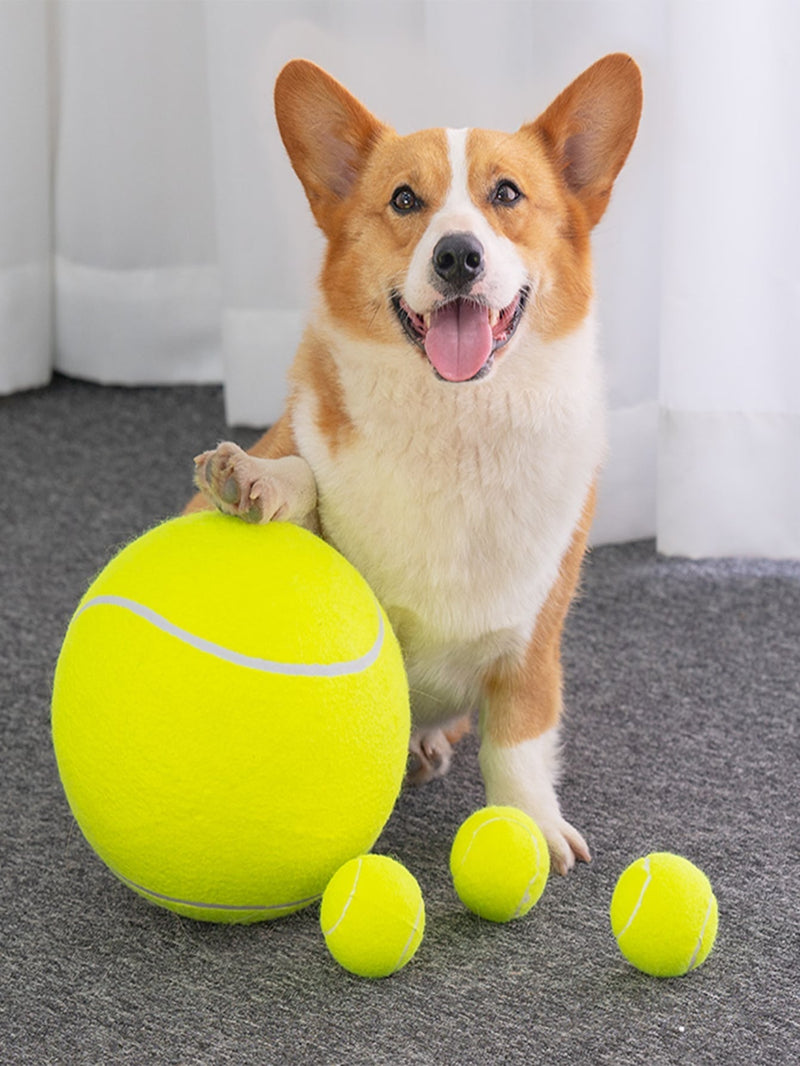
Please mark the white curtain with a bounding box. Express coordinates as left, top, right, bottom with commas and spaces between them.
658, 2, 800, 557
0, 0, 52, 394
1, 0, 797, 559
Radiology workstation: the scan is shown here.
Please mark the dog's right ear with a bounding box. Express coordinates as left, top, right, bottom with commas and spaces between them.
275, 60, 387, 233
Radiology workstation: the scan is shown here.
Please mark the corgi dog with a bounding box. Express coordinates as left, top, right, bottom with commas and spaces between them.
191, 55, 642, 874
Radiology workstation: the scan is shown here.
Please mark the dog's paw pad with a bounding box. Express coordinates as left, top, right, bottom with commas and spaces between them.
194, 446, 318, 526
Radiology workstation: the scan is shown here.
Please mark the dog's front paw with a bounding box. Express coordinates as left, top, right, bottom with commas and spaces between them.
193, 442, 317, 524
478, 730, 592, 876
536, 815, 591, 877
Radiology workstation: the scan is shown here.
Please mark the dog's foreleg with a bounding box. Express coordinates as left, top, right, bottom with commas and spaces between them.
478, 724, 590, 876
478, 484, 595, 874
478, 624, 591, 875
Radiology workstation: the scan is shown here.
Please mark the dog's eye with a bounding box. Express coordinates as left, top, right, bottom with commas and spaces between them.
391, 185, 422, 213
492, 180, 523, 206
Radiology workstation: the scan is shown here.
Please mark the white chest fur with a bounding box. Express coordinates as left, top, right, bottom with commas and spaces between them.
293, 313, 605, 719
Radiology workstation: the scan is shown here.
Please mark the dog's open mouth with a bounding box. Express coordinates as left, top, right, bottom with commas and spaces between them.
392, 288, 528, 382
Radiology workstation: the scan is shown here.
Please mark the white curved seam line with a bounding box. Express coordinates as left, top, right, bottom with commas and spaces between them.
116, 870, 320, 912
458, 816, 543, 921
323, 858, 363, 938
687, 893, 715, 971
395, 896, 425, 970
78, 594, 384, 677
456, 815, 508, 870
615, 856, 652, 943
513, 825, 543, 919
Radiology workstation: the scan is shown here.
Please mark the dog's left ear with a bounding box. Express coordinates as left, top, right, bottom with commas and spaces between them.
529, 54, 643, 227
274, 60, 388, 233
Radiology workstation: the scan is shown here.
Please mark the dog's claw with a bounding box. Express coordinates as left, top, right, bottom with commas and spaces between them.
543, 820, 591, 875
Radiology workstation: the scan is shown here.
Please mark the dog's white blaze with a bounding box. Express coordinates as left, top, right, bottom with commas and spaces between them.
442, 128, 475, 225
402, 128, 526, 313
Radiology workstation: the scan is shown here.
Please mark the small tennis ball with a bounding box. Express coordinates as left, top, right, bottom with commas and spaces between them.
610, 852, 719, 977
52, 511, 409, 923
449, 806, 550, 922
320, 855, 425, 978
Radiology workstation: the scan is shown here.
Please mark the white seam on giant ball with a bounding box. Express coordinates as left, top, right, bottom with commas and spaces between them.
77, 594, 384, 677
117, 870, 320, 913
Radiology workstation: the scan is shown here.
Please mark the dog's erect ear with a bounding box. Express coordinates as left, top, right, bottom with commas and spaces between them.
274, 60, 387, 231
528, 54, 643, 228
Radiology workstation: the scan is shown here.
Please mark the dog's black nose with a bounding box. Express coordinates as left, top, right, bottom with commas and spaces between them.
432, 232, 485, 291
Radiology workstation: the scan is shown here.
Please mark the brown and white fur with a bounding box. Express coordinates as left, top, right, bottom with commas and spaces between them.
190, 56, 642, 874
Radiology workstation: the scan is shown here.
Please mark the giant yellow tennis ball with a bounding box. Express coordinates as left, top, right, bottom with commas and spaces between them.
610, 852, 719, 977
449, 806, 550, 922
51, 511, 409, 923
320, 855, 425, 978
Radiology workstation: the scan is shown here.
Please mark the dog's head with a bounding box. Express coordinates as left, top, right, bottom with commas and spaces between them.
275, 56, 642, 384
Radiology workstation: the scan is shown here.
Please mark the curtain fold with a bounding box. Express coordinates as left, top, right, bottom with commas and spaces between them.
0, 0, 52, 394
53, 0, 223, 384
1, 0, 797, 559
657, 0, 800, 556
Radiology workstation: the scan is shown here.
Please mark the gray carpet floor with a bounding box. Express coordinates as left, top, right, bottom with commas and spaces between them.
2, 374, 798, 1065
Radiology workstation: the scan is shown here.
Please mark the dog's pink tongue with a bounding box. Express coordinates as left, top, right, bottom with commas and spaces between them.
424, 301, 492, 382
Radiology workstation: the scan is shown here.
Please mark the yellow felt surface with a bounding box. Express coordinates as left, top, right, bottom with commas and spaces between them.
320, 855, 425, 978
74, 512, 381, 666
52, 513, 410, 922
449, 806, 550, 923
610, 852, 719, 977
